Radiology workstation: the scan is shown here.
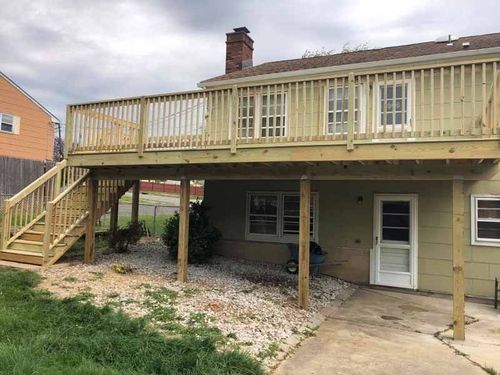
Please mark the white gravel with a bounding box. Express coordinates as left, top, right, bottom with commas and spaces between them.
39, 240, 354, 368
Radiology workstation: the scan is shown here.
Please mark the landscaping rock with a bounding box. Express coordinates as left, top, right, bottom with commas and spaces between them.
39, 241, 354, 369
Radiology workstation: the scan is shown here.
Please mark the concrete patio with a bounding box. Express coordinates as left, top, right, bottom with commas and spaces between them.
274, 288, 500, 375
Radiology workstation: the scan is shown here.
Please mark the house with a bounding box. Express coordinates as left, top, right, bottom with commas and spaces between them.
2, 28, 500, 341
0, 71, 59, 204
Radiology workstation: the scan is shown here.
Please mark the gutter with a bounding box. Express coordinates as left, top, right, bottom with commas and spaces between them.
198, 46, 500, 88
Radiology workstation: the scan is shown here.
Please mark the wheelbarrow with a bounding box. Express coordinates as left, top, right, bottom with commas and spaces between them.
286, 242, 327, 276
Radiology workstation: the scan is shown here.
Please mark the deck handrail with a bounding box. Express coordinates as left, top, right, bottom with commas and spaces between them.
65, 59, 500, 157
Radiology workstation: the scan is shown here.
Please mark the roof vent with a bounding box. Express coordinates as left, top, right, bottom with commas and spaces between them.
435, 34, 459, 45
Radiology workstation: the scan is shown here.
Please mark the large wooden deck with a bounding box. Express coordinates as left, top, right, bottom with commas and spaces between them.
66, 57, 500, 167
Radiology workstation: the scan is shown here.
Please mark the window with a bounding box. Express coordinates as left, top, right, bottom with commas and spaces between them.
0, 113, 14, 133
238, 96, 255, 138
246, 191, 318, 242
236, 92, 287, 139
327, 86, 363, 134
248, 193, 278, 236
261, 93, 287, 137
377, 82, 411, 130
471, 195, 500, 246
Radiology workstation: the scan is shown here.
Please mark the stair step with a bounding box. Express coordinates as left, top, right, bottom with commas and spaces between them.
0, 250, 44, 266
9, 239, 66, 253
20, 230, 44, 242
1, 249, 46, 257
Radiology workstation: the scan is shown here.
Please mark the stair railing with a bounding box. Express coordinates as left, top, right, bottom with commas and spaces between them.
0, 160, 88, 250
42, 171, 90, 262
42, 177, 129, 262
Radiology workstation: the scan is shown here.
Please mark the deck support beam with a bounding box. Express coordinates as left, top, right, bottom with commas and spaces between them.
452, 178, 465, 340
298, 176, 311, 309
177, 178, 190, 282
131, 180, 140, 225
84, 178, 98, 264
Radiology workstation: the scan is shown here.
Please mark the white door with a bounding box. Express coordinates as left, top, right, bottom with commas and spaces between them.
372, 194, 418, 289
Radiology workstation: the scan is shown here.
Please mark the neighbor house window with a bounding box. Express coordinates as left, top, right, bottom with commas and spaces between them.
327, 86, 364, 134
246, 191, 317, 242
377, 82, 411, 130
0, 113, 14, 133
261, 93, 287, 137
471, 195, 500, 246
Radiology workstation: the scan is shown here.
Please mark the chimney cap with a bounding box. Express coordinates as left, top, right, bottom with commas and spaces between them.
233, 26, 250, 34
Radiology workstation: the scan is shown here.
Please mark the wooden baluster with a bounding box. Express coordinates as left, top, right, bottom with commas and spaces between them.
460, 65, 465, 135
230, 85, 238, 154
430, 68, 435, 136
137, 97, 147, 155
301, 81, 307, 141
493, 62, 498, 132
482, 63, 487, 132
347, 72, 355, 151
294, 82, 299, 141
471, 64, 476, 134
323, 79, 329, 139
308, 81, 313, 141
401, 71, 406, 138
439, 67, 445, 135
450, 66, 455, 135
420, 70, 425, 136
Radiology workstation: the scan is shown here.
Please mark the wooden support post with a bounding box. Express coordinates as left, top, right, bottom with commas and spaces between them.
131, 180, 140, 225
452, 178, 465, 340
346, 72, 355, 151
177, 178, 190, 282
298, 176, 311, 309
110, 200, 119, 238
0, 199, 10, 250
84, 178, 98, 264
64, 105, 73, 158
230, 85, 238, 154
42, 202, 54, 265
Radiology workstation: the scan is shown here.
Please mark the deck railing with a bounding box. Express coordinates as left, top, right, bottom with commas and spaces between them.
66, 60, 500, 155
1, 161, 88, 249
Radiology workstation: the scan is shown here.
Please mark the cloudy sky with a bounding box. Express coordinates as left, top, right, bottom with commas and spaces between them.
1, 0, 498, 123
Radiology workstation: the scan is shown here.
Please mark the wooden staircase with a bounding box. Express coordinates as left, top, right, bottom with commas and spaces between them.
0, 161, 131, 266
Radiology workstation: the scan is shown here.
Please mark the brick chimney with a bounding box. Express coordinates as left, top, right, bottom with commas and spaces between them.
225, 27, 254, 74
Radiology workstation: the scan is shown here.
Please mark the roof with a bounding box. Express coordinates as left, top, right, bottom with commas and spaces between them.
201, 32, 500, 85
0, 71, 60, 123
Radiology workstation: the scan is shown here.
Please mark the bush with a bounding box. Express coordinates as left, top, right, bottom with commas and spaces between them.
107, 221, 145, 253
162, 202, 221, 264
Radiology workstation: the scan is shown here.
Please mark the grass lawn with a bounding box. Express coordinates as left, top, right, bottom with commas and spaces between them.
0, 267, 263, 374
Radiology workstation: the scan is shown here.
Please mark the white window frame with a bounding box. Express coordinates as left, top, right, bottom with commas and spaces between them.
0, 113, 17, 134
237, 95, 256, 139
376, 80, 412, 131
325, 84, 366, 135
245, 191, 319, 243
471, 194, 500, 247
231, 92, 289, 140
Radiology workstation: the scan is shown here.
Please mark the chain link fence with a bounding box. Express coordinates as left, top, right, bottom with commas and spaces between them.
98, 203, 179, 236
